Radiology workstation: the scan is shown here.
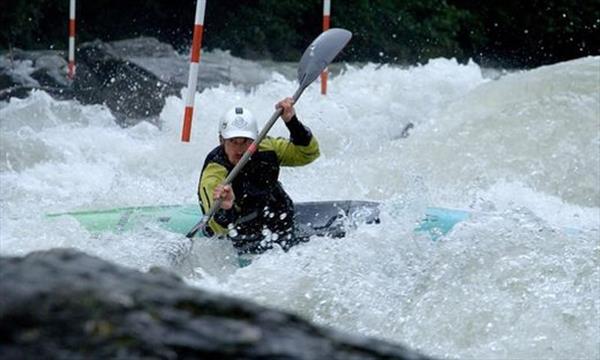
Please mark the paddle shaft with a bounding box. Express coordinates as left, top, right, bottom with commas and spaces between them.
186, 87, 305, 238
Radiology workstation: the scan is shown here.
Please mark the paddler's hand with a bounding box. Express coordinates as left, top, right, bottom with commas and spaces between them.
214, 184, 234, 210
276, 97, 296, 123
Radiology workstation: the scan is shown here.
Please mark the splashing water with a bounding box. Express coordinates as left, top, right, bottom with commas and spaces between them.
1, 55, 599, 359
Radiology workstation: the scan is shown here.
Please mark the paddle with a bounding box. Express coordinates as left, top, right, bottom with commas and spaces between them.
186, 28, 352, 239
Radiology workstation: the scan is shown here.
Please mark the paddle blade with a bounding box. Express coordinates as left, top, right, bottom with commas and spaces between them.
297, 28, 352, 89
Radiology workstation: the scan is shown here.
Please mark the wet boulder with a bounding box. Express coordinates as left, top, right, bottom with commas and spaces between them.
73, 39, 179, 127
0, 248, 434, 360
0, 39, 180, 127
0, 49, 74, 101
0, 37, 281, 127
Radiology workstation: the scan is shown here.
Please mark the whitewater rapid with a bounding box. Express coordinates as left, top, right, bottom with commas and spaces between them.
1, 55, 599, 359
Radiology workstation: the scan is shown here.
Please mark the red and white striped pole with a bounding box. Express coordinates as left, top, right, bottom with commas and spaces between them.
181, 0, 207, 142
67, 0, 76, 80
320, 0, 331, 95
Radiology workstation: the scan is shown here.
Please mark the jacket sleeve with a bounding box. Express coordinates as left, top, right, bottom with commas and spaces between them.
198, 162, 233, 235
267, 116, 320, 166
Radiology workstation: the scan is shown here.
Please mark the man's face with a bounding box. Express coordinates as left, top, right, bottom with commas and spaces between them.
222, 137, 253, 165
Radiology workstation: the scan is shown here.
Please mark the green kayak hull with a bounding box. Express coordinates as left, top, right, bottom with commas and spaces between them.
48, 201, 470, 240
49, 204, 202, 235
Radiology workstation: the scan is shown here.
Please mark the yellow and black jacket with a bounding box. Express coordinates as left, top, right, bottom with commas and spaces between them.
198, 115, 319, 250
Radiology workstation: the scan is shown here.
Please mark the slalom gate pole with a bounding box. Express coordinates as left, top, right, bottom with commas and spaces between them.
320, 0, 331, 95
181, 0, 207, 142
68, 0, 76, 80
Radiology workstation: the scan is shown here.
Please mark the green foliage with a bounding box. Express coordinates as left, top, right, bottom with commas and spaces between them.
1, 0, 598, 68
449, 0, 600, 66
203, 0, 321, 60
331, 0, 481, 63
1, 0, 67, 49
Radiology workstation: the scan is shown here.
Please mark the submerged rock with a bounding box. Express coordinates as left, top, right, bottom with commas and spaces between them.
0, 248, 434, 359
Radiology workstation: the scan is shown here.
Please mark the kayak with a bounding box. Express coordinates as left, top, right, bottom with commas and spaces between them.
47, 200, 583, 269
47, 200, 469, 240
47, 201, 380, 237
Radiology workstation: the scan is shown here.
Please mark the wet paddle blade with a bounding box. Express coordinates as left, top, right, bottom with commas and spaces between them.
297, 28, 352, 89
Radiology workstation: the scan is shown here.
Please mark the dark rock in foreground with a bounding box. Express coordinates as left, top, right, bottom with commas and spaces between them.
0, 249, 433, 360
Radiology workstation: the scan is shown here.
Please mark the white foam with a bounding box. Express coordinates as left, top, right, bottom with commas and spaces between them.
1, 56, 599, 359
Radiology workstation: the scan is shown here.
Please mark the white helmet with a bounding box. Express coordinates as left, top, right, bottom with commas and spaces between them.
219, 107, 258, 140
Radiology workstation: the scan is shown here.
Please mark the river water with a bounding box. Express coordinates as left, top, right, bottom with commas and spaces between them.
1, 55, 599, 359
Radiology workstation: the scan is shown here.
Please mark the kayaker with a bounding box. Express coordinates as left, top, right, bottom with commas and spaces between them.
198, 97, 320, 254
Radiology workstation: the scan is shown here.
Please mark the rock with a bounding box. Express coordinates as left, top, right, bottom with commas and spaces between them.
109, 37, 274, 90
33, 54, 70, 87
0, 37, 277, 127
0, 69, 19, 89
0, 52, 74, 101
0, 249, 434, 360
110, 37, 178, 58
0, 43, 177, 126
73, 39, 179, 126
